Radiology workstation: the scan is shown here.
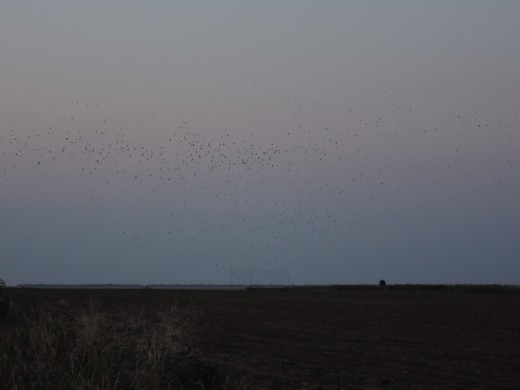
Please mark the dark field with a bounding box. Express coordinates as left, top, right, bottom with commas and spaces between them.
2, 286, 520, 389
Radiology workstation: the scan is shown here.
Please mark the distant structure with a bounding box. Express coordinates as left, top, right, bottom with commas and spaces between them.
379, 279, 387, 288
230, 265, 290, 286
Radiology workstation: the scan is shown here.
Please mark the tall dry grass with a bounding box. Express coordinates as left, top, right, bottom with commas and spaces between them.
0, 280, 9, 318
0, 298, 220, 389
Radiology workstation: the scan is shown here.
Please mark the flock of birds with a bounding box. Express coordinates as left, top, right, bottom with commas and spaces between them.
1, 93, 518, 282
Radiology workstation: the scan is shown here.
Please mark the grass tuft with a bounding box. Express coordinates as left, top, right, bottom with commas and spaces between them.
0, 298, 221, 389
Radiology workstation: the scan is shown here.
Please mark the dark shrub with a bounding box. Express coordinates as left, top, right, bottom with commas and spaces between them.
0, 279, 9, 318
379, 279, 386, 288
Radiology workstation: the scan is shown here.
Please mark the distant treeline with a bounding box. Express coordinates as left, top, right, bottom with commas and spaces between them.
388, 284, 520, 293
16, 284, 145, 289
14, 284, 245, 290
286, 284, 520, 294
13, 284, 520, 293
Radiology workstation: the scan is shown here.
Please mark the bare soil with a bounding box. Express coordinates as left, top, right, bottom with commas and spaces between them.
7, 287, 520, 389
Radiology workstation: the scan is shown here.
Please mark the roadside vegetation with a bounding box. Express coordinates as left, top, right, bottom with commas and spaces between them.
0, 292, 221, 389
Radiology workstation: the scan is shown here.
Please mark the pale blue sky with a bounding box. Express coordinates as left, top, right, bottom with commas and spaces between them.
1, 1, 519, 285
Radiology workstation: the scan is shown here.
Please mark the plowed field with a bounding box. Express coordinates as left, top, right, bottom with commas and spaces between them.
7, 287, 520, 389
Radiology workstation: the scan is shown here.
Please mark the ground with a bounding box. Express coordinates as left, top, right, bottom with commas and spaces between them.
5, 286, 520, 389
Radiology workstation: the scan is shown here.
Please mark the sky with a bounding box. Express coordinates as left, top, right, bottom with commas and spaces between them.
1, 1, 519, 285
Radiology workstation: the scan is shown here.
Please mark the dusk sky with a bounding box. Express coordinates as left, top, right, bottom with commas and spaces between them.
1, 1, 519, 285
